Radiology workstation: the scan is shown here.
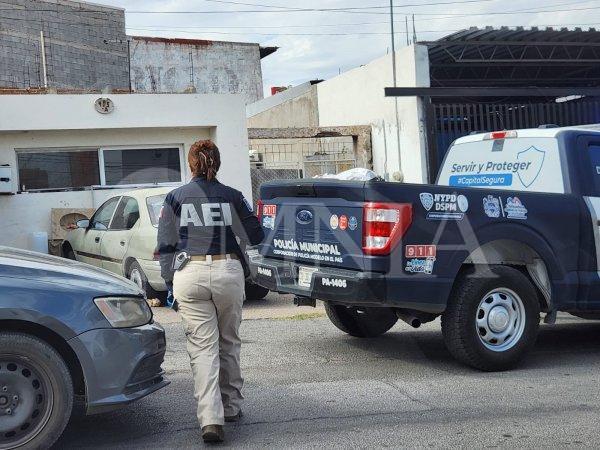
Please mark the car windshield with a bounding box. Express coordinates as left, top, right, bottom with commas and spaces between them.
146, 194, 167, 227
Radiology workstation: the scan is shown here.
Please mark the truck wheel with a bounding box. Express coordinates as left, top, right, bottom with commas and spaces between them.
441, 265, 540, 371
325, 304, 398, 337
128, 261, 162, 301
0, 332, 73, 450
244, 281, 269, 301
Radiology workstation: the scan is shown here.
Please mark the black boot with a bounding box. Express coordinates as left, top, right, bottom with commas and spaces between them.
202, 424, 224, 443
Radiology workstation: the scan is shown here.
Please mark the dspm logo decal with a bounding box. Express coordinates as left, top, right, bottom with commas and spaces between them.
516, 146, 546, 188
420, 193, 468, 220
420, 193, 434, 211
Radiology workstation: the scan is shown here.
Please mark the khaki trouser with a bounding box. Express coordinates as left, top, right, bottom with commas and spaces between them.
173, 256, 245, 427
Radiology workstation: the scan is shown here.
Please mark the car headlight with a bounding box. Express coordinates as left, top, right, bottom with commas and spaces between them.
94, 296, 152, 328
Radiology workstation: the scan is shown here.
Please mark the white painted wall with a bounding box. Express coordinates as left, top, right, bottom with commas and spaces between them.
317, 45, 430, 183
0, 93, 250, 251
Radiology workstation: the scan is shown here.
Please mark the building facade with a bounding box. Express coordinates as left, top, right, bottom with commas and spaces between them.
129, 36, 275, 104
0, 93, 250, 250
0, 0, 276, 103
0, 0, 129, 91
247, 45, 431, 184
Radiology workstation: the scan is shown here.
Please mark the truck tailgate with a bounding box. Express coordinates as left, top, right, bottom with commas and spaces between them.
259, 180, 367, 271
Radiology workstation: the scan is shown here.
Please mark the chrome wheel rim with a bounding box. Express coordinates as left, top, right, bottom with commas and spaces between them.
0, 356, 54, 449
129, 268, 143, 289
476, 288, 526, 352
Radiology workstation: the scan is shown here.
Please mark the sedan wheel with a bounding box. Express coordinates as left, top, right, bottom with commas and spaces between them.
0, 333, 73, 450
129, 267, 144, 290
128, 261, 163, 302
0, 356, 54, 448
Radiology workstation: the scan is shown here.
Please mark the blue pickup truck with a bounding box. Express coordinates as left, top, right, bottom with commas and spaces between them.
250, 126, 600, 371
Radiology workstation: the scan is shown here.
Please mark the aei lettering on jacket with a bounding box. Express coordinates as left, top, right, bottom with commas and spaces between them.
180, 203, 233, 227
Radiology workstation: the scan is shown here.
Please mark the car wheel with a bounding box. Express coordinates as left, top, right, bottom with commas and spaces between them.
128, 261, 162, 301
0, 332, 73, 450
324, 303, 398, 337
244, 281, 269, 301
441, 265, 540, 371
63, 245, 76, 261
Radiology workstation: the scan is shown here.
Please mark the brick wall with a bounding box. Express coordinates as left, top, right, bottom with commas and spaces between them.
0, 0, 129, 90
129, 37, 264, 104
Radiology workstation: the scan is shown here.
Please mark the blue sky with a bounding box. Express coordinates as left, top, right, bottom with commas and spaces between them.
97, 0, 600, 96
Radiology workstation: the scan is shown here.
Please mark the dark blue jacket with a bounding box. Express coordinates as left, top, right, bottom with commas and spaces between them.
157, 177, 264, 282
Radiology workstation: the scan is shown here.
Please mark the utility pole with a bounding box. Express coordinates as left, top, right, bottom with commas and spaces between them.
412, 14, 417, 44
389, 0, 402, 180
390, 2, 397, 88
39, 30, 48, 88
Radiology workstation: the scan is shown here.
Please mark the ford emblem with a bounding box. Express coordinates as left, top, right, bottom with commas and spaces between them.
296, 209, 313, 225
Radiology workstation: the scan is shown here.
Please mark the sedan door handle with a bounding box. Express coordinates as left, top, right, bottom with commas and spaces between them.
120, 240, 126, 246
94, 237, 100, 243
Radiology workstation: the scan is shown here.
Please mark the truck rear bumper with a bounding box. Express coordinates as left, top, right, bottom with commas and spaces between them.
249, 255, 450, 314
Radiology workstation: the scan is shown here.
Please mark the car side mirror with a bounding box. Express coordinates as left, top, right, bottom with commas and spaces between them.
76, 219, 90, 229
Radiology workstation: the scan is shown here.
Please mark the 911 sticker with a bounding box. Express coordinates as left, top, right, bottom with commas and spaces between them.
263, 204, 277, 216
405, 245, 437, 275
405, 245, 436, 258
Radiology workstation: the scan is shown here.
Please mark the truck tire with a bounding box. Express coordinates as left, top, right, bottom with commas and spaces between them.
244, 281, 269, 301
128, 261, 162, 302
0, 332, 73, 450
441, 265, 540, 371
325, 304, 398, 337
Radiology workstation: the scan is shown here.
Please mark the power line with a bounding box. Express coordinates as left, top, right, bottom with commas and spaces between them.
124, 0, 501, 14
127, 23, 600, 37
200, 0, 499, 9
120, 0, 599, 30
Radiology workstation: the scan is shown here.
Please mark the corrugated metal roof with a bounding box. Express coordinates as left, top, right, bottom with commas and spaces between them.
422, 26, 600, 88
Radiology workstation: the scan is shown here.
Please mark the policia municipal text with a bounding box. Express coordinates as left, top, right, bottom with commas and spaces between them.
157, 140, 264, 443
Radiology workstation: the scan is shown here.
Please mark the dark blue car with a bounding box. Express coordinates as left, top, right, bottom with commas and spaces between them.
0, 246, 169, 449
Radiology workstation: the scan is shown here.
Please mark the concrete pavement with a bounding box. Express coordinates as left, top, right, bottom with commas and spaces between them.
56, 296, 600, 448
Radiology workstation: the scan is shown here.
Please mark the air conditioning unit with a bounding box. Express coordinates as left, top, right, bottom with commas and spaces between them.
0, 165, 16, 194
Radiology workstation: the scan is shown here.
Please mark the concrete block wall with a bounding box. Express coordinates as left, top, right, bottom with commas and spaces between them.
129, 37, 264, 104
0, 0, 129, 90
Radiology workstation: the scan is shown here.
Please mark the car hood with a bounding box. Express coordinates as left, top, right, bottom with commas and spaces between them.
0, 246, 144, 297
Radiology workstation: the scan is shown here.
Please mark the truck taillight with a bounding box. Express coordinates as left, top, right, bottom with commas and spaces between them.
256, 199, 264, 221
362, 203, 412, 255
153, 249, 160, 261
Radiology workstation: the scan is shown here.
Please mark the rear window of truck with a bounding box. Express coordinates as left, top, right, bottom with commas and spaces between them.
438, 137, 564, 194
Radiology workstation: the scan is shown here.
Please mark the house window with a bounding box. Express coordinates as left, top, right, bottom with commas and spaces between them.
16, 145, 183, 192
16, 149, 100, 191
102, 147, 182, 186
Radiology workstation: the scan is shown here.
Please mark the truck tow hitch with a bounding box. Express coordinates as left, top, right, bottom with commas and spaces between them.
294, 296, 316, 308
